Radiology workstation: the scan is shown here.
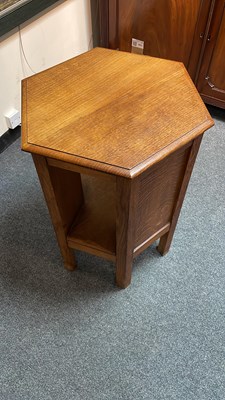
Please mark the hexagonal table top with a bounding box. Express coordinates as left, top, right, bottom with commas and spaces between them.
22, 48, 213, 177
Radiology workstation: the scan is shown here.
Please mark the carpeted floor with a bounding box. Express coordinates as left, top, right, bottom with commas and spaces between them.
0, 106, 225, 400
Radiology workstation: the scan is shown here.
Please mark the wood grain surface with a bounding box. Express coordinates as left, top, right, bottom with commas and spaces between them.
116, 176, 138, 288
197, 0, 225, 108
22, 48, 213, 178
67, 174, 116, 261
103, 0, 213, 82
135, 144, 191, 248
22, 47, 214, 287
32, 154, 77, 271
158, 135, 203, 255
117, 0, 202, 66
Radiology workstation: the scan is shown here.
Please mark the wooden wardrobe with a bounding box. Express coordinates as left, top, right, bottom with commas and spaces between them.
98, 0, 225, 109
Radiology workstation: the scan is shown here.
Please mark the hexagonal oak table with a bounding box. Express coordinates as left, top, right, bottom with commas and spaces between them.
22, 48, 213, 288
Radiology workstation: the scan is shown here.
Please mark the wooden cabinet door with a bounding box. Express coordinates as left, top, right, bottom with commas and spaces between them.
197, 0, 225, 108
107, 0, 211, 80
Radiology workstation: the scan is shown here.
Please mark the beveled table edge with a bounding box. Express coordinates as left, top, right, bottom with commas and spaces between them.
21, 117, 213, 179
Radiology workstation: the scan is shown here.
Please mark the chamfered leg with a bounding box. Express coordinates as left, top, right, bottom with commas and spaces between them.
32, 154, 83, 270
116, 176, 138, 288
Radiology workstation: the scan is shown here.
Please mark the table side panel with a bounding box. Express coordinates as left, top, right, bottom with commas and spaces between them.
134, 144, 191, 248
48, 165, 84, 234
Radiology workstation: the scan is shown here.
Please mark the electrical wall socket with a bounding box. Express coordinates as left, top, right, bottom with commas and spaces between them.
5, 109, 21, 129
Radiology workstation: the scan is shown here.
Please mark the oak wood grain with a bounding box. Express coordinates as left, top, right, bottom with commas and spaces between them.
135, 144, 191, 248
133, 224, 170, 258
22, 48, 214, 288
22, 48, 213, 178
47, 157, 115, 180
48, 166, 83, 234
116, 176, 138, 288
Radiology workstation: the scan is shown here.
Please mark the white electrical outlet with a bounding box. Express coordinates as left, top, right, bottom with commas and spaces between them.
5, 109, 21, 129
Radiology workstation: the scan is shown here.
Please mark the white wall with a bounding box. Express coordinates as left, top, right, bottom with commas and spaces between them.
0, 0, 92, 136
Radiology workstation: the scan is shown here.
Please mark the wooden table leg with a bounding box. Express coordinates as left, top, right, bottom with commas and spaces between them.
158, 135, 203, 255
116, 177, 138, 288
32, 154, 83, 271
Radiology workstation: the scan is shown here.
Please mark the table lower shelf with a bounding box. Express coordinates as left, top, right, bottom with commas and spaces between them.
67, 174, 116, 261
65, 173, 172, 262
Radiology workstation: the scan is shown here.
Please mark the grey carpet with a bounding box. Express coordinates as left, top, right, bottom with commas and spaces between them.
0, 106, 225, 400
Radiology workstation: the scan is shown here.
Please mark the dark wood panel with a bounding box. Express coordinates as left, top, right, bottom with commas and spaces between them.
99, 0, 225, 107
108, 0, 118, 48
188, 0, 213, 82
98, 0, 109, 47
90, 0, 100, 48
197, 0, 225, 107
107, 0, 208, 80
118, 0, 200, 63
